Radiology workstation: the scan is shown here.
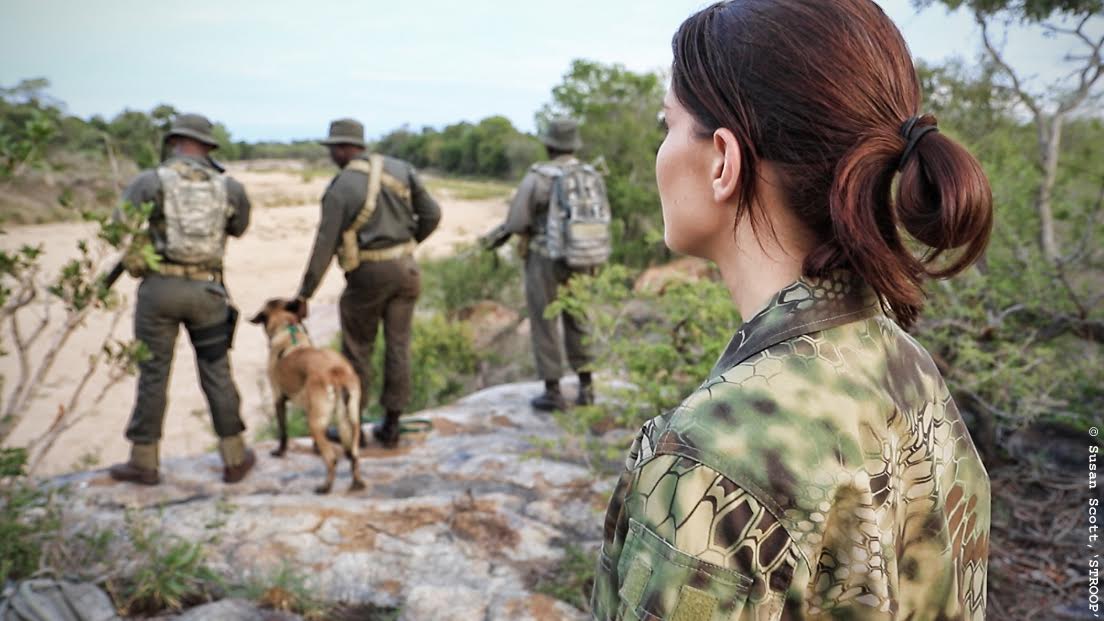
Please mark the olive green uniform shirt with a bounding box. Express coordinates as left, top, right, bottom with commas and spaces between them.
593, 271, 991, 620
297, 154, 441, 299
500, 154, 579, 254
120, 155, 251, 267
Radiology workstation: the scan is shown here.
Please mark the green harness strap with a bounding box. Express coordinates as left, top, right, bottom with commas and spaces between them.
359, 414, 434, 435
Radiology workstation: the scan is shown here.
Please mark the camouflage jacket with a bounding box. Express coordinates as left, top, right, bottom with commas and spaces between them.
592, 271, 990, 620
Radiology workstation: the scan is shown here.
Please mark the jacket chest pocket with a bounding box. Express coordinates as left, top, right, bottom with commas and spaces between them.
617, 519, 753, 621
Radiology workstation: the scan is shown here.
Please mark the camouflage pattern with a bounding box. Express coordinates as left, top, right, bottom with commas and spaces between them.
593, 271, 990, 620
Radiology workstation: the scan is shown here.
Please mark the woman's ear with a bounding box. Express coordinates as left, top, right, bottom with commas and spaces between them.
711, 128, 742, 204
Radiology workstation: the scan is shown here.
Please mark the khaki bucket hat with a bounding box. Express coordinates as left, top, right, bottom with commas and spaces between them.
164, 113, 219, 148
539, 117, 582, 152
320, 118, 366, 147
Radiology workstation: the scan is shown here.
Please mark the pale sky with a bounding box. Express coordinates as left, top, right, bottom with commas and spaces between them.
1, 0, 1098, 142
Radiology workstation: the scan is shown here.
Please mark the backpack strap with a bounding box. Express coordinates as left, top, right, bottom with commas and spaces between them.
346, 154, 385, 230
338, 154, 384, 271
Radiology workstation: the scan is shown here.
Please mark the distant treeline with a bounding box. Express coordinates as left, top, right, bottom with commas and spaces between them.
0, 79, 547, 180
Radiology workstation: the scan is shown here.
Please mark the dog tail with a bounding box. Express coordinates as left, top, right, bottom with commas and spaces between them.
334, 385, 357, 452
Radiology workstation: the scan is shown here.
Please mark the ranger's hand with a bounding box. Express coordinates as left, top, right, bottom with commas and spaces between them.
480, 226, 511, 251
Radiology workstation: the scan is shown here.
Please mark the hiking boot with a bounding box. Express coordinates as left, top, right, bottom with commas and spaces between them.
109, 443, 160, 485
325, 424, 369, 448
108, 462, 160, 486
373, 410, 402, 449
530, 390, 567, 412
223, 449, 256, 484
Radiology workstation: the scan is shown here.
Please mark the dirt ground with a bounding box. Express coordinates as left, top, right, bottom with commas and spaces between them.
0, 161, 510, 475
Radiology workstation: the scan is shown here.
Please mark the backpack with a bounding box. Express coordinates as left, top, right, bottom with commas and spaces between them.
543, 163, 611, 269
156, 159, 232, 266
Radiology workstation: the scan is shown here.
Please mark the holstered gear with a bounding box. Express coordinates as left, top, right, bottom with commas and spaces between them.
338, 153, 385, 272
188, 314, 231, 362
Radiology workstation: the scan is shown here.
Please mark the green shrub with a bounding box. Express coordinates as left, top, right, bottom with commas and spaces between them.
109, 511, 222, 615
233, 563, 330, 620
420, 245, 523, 315
531, 544, 597, 613
0, 448, 61, 582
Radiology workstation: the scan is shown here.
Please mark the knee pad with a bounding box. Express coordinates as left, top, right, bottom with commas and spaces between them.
188, 320, 229, 362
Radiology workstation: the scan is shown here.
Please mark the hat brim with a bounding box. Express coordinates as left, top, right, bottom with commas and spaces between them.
319, 137, 366, 147
540, 135, 582, 152
165, 129, 219, 149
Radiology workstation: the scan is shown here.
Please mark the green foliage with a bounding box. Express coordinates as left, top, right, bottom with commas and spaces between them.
360, 313, 481, 419
111, 511, 222, 614
531, 544, 597, 612
0, 108, 55, 180
0, 449, 61, 582
910, 60, 1104, 436
422, 176, 513, 201
256, 403, 311, 441
539, 60, 669, 267
914, 0, 1102, 20
232, 563, 331, 620
420, 244, 523, 314
550, 265, 737, 429
375, 116, 544, 179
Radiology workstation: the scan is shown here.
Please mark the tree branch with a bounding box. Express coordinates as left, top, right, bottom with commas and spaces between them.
976, 11, 1043, 123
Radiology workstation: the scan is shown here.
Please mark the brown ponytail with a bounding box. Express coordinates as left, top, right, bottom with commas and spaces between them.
671, 0, 993, 327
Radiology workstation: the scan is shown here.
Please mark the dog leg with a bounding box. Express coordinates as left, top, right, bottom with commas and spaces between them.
271, 396, 288, 457
345, 387, 366, 492
308, 402, 336, 495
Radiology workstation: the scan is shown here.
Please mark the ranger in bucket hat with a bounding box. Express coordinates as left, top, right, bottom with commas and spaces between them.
480, 117, 608, 412
108, 112, 256, 486
295, 117, 441, 449
319, 118, 367, 148
163, 113, 220, 148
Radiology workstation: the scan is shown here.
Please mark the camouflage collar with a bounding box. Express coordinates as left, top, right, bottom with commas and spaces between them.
709, 271, 880, 378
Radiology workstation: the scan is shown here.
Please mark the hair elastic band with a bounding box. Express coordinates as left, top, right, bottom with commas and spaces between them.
897, 116, 939, 171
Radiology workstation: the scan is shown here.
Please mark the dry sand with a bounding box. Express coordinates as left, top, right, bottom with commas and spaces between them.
0, 162, 509, 475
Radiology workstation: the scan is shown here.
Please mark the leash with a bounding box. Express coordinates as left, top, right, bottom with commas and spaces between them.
360, 415, 434, 435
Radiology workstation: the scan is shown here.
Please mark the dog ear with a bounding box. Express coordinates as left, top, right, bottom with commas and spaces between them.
285, 297, 309, 320
249, 310, 267, 325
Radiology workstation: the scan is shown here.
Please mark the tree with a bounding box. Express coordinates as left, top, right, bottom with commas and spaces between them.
917, 0, 1103, 263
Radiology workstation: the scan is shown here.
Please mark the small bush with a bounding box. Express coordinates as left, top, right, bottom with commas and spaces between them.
0, 448, 61, 582
544, 265, 738, 473
531, 544, 597, 612
420, 244, 523, 315
109, 512, 222, 615
233, 563, 331, 620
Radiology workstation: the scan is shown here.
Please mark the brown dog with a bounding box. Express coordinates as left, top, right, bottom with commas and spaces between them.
250, 298, 364, 494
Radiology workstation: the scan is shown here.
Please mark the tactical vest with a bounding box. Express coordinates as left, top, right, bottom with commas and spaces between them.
155, 159, 232, 266
338, 154, 415, 271
536, 162, 612, 269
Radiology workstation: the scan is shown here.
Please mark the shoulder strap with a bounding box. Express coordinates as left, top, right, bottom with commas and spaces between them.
348, 154, 385, 232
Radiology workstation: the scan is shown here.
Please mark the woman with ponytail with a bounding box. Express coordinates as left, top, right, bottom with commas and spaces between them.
594, 2, 992, 619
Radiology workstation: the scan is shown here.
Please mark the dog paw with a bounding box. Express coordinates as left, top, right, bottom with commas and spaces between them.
349, 480, 366, 492
314, 485, 332, 495
270, 448, 286, 458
